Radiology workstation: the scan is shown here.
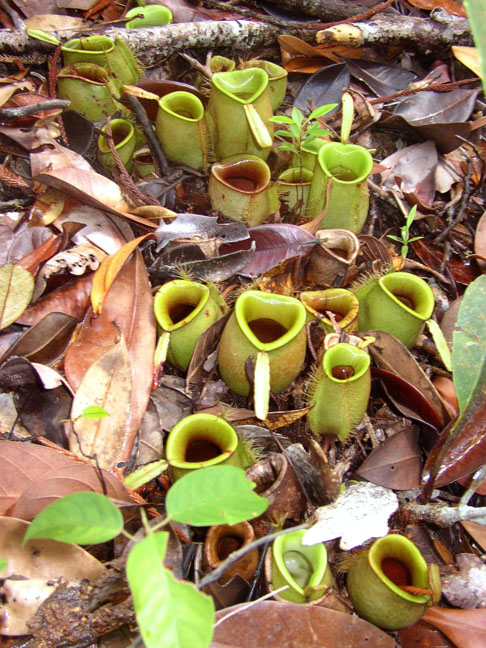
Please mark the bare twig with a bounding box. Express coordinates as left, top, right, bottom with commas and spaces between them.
0, 99, 70, 120
125, 94, 170, 176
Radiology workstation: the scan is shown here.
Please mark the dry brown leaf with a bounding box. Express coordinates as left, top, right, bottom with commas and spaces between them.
422, 607, 486, 648
90, 234, 154, 315
0, 440, 74, 515
408, 0, 467, 18
64, 252, 156, 467
69, 336, 132, 471
0, 516, 105, 635
213, 600, 397, 647
11, 463, 132, 520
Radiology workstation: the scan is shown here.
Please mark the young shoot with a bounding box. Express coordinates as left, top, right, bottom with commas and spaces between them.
387, 204, 423, 258
269, 104, 337, 170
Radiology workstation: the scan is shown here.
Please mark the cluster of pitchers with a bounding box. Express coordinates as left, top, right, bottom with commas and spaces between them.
57, 35, 373, 231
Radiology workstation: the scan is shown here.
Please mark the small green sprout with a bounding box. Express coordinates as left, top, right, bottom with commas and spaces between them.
387, 204, 423, 258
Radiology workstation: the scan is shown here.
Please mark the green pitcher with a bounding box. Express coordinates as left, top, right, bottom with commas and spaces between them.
307, 142, 373, 232
155, 91, 212, 171
57, 63, 122, 122
207, 68, 274, 160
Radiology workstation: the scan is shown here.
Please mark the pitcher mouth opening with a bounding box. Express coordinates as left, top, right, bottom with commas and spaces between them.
212, 68, 268, 104
212, 158, 270, 194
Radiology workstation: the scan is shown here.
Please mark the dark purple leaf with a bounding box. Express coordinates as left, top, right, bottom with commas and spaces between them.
220, 224, 318, 277
293, 63, 349, 114
346, 58, 417, 97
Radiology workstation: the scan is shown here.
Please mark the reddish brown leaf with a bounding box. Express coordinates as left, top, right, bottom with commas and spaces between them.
367, 331, 450, 428
412, 238, 479, 286
64, 251, 156, 466
213, 601, 397, 647
0, 440, 74, 515
355, 428, 422, 490
422, 607, 486, 648
407, 0, 467, 18
16, 274, 93, 326
15, 233, 62, 276
399, 620, 455, 648
422, 389, 486, 493
11, 463, 132, 520
372, 367, 444, 430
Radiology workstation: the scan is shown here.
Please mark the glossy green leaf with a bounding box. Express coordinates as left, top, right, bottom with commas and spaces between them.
23, 492, 123, 545
426, 319, 452, 371
291, 106, 303, 127
166, 465, 268, 526
81, 405, 110, 418
0, 558, 6, 572
127, 532, 214, 648
452, 275, 486, 414
277, 142, 298, 153
268, 115, 295, 125
0, 264, 34, 330
26, 29, 60, 45
308, 103, 338, 121
465, 0, 486, 95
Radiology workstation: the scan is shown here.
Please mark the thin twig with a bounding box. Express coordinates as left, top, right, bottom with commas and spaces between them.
126, 94, 170, 175
0, 99, 70, 120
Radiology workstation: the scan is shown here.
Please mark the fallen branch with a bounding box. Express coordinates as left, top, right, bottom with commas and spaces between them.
316, 10, 472, 55
0, 21, 280, 65
403, 500, 486, 526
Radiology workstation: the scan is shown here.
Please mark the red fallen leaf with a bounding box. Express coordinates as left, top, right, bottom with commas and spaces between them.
15, 233, 62, 276
422, 389, 486, 496
16, 274, 93, 326
422, 607, 486, 648
219, 224, 318, 277
213, 601, 397, 647
371, 366, 443, 430
412, 238, 479, 286
354, 427, 422, 490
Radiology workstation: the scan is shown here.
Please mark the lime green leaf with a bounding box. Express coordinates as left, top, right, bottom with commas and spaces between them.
23, 492, 123, 545
308, 104, 338, 121
426, 319, 452, 372
166, 465, 268, 526
276, 142, 298, 153
127, 532, 214, 648
0, 558, 6, 572
27, 29, 60, 45
291, 106, 303, 127
81, 405, 109, 418
289, 123, 301, 140
0, 264, 34, 330
268, 115, 295, 124
452, 275, 486, 414
275, 129, 294, 138
125, 460, 168, 490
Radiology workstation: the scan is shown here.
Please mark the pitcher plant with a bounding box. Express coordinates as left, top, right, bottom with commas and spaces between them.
265, 529, 332, 604
218, 290, 306, 420
307, 142, 373, 231
156, 91, 212, 171
300, 289, 359, 334
207, 68, 274, 160
209, 154, 279, 225
57, 63, 122, 122
347, 534, 440, 630
153, 280, 226, 371
62, 35, 140, 88
307, 342, 371, 442
97, 118, 136, 173
354, 271, 435, 348
165, 413, 249, 481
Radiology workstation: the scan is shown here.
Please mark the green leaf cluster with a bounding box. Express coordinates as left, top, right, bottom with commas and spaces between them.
387, 204, 423, 258
269, 105, 336, 161
22, 465, 268, 647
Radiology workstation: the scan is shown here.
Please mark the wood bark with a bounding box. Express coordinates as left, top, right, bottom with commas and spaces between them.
0, 20, 280, 65
261, 0, 378, 21
0, 11, 472, 65
316, 11, 473, 56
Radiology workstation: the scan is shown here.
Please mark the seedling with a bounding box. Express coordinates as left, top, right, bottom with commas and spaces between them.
387, 204, 423, 258
269, 104, 337, 171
